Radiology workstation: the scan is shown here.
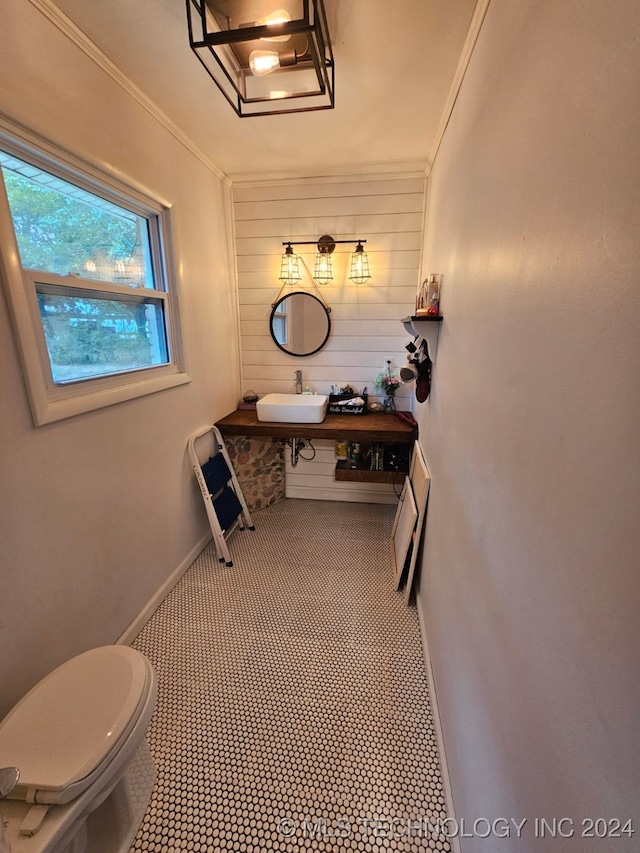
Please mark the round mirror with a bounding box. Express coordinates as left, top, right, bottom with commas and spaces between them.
269, 292, 331, 357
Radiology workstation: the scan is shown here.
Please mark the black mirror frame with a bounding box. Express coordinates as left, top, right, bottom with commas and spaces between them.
269, 291, 332, 357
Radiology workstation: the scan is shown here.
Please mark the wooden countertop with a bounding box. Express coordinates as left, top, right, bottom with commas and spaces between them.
215, 408, 417, 443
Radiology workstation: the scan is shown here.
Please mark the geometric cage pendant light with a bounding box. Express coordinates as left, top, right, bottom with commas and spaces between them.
186, 0, 335, 117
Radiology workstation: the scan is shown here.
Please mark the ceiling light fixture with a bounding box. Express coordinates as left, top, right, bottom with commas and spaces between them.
186, 0, 334, 117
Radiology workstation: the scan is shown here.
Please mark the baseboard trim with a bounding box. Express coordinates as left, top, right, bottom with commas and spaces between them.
416, 595, 462, 853
117, 531, 212, 646
285, 487, 398, 504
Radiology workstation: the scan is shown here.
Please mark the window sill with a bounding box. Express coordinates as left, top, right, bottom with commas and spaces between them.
31, 369, 191, 425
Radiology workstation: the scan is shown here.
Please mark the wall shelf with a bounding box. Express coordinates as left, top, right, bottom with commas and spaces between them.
402, 315, 443, 363
335, 459, 406, 484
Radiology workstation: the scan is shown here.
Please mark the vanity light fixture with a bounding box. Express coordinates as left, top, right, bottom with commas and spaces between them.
279, 243, 302, 285
280, 235, 371, 285
186, 0, 334, 117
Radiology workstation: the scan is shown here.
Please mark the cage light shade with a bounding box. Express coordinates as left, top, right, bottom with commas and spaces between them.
279, 245, 302, 284
350, 243, 371, 284
313, 250, 333, 284
186, 0, 334, 117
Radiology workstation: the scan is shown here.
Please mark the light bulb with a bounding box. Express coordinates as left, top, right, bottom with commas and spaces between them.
313, 251, 333, 284
249, 48, 298, 77
260, 9, 291, 42
249, 50, 281, 76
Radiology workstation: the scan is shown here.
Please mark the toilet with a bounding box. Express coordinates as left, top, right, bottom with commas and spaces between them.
0, 645, 157, 853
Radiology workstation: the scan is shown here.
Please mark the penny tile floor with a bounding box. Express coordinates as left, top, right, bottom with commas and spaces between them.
130, 499, 451, 852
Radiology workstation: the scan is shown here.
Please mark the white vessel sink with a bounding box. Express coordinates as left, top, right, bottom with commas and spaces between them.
256, 393, 328, 424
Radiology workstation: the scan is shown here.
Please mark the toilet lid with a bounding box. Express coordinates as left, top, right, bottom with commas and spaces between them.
0, 646, 152, 805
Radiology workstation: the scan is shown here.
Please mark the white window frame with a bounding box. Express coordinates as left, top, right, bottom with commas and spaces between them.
0, 118, 189, 426
272, 306, 288, 346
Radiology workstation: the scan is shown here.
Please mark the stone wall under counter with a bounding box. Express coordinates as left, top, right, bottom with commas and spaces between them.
224, 435, 285, 512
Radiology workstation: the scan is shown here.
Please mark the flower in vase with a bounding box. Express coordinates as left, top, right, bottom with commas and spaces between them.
374, 371, 401, 411
374, 370, 401, 397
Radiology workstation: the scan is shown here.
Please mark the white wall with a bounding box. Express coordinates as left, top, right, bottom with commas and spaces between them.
416, 0, 640, 849
0, 1, 239, 715
234, 175, 424, 501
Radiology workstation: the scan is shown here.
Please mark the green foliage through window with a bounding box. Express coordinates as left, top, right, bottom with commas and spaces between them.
1, 150, 170, 384
37, 289, 168, 382
1, 155, 153, 289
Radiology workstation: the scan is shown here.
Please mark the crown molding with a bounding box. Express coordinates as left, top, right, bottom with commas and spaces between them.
0, 109, 174, 209
27, 0, 231, 187
426, 0, 493, 177
26, 0, 490, 189
230, 161, 428, 188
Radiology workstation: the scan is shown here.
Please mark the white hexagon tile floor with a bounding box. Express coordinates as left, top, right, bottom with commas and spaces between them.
129, 499, 452, 853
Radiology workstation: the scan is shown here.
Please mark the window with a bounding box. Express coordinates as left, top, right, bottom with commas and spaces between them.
272, 307, 288, 347
0, 127, 188, 424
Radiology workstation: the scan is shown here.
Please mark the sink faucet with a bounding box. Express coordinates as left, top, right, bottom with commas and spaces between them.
294, 369, 303, 394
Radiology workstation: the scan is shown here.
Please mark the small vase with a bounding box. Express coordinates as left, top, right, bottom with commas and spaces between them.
384, 395, 396, 412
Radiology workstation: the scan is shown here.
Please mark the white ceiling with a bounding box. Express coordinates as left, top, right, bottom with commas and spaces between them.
52, 0, 479, 182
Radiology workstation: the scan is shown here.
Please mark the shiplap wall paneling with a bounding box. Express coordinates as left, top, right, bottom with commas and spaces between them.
234, 174, 425, 502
